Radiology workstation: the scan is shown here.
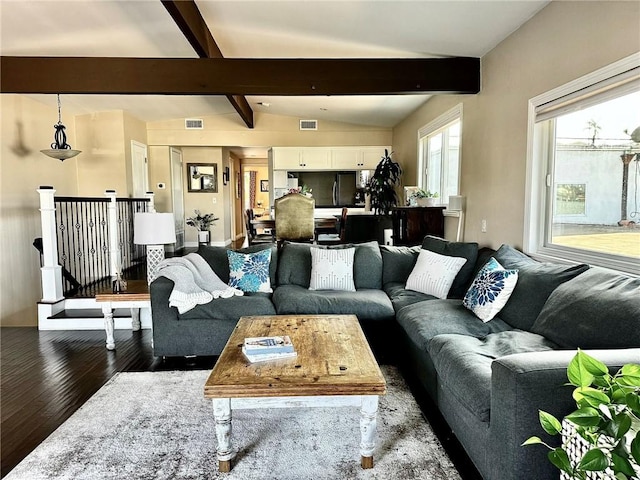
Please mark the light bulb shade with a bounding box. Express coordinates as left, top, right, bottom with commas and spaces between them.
40, 148, 81, 161
134, 212, 176, 245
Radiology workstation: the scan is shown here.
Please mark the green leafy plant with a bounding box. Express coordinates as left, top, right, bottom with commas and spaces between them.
185, 210, 218, 231
365, 149, 402, 215
523, 350, 640, 479
412, 189, 439, 199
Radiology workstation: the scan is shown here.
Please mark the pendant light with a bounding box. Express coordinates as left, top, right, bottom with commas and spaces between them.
40, 94, 81, 161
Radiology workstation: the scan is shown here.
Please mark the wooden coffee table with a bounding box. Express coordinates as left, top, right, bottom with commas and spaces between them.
204, 314, 386, 473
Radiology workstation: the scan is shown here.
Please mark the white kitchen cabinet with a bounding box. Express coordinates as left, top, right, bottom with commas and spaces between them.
300, 148, 331, 169
330, 147, 389, 170
271, 146, 389, 171
272, 148, 303, 170
271, 147, 331, 170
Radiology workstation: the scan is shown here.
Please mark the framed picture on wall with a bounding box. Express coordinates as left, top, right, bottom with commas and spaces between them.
187, 163, 218, 193
260, 180, 269, 192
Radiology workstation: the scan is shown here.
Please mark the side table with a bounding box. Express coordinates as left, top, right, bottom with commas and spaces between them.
95, 279, 150, 350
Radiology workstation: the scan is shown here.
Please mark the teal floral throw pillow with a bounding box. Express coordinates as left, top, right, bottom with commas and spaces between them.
463, 257, 518, 322
227, 249, 272, 293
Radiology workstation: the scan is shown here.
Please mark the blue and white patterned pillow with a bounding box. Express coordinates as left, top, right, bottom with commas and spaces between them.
227, 249, 272, 293
463, 257, 518, 322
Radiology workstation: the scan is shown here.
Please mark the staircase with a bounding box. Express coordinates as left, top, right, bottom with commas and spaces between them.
36, 187, 153, 331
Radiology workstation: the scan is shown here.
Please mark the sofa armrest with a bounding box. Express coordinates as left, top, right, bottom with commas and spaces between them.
489, 348, 640, 480
149, 276, 179, 341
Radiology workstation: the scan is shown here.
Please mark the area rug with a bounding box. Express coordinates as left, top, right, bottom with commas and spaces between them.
5, 366, 460, 480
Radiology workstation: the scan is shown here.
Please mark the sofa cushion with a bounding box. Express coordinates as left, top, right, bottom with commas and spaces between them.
309, 247, 356, 291
380, 245, 420, 286
227, 248, 273, 293
492, 244, 590, 331
421, 236, 479, 299
531, 267, 640, 348
384, 282, 437, 313
272, 284, 394, 320
395, 299, 513, 354
429, 331, 559, 422
198, 244, 277, 286
178, 293, 276, 321
406, 249, 468, 299
277, 241, 382, 290
463, 257, 519, 322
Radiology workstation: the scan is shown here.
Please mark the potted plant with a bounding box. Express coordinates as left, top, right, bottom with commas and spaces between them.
365, 149, 402, 215
523, 350, 640, 479
186, 209, 219, 244
412, 189, 439, 207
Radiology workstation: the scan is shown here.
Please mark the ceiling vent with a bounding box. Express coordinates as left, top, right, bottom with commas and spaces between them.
185, 118, 204, 129
299, 119, 318, 131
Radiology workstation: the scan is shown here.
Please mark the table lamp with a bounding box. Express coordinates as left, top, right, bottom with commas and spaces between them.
134, 212, 176, 284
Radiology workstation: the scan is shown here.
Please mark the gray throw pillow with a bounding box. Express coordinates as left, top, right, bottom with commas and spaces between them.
531, 267, 640, 348
421, 236, 478, 299
380, 245, 420, 286
492, 244, 590, 331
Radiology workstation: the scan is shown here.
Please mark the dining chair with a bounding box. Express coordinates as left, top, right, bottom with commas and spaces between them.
274, 193, 315, 248
316, 207, 348, 245
245, 209, 273, 246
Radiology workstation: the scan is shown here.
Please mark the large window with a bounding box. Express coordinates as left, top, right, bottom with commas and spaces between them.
418, 105, 462, 205
526, 56, 640, 274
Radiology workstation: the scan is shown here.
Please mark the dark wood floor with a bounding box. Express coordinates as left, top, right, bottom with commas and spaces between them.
1, 326, 481, 480
0, 327, 215, 478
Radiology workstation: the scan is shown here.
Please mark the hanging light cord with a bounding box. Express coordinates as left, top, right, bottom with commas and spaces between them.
51, 94, 71, 150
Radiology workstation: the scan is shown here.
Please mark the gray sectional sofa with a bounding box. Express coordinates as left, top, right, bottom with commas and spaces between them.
149, 238, 640, 480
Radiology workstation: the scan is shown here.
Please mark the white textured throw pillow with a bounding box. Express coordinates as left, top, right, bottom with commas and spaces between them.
405, 249, 467, 299
309, 247, 356, 291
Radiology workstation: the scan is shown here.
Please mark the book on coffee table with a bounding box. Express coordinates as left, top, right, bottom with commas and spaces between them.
243, 335, 294, 355
241, 346, 297, 363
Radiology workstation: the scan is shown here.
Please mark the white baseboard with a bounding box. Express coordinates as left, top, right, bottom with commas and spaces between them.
39, 316, 152, 331
37, 298, 152, 331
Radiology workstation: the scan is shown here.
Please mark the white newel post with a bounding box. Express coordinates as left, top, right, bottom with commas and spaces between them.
105, 190, 121, 279
144, 191, 156, 213
38, 186, 64, 302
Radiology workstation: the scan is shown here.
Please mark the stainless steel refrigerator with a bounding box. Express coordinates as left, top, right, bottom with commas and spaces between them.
294, 171, 357, 207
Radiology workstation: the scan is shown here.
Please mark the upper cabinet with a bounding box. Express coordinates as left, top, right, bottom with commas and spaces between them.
270, 146, 390, 171
331, 147, 388, 170
271, 147, 330, 170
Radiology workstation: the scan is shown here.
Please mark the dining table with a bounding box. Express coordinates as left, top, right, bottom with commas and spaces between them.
250, 214, 338, 240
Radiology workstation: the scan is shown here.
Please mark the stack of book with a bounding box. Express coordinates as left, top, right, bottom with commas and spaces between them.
242, 335, 297, 363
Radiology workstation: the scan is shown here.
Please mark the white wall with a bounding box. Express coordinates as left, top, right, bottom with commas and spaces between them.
554, 148, 640, 225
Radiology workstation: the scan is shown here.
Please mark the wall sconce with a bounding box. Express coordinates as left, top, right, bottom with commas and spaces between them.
41, 94, 81, 161
222, 167, 230, 186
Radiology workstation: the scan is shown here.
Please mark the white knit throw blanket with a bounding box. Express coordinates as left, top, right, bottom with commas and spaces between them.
155, 253, 243, 314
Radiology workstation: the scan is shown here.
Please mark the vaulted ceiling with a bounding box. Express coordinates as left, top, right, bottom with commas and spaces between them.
0, 1, 548, 128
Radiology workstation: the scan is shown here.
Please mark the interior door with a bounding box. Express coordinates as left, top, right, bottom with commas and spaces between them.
131, 141, 149, 197
170, 148, 185, 250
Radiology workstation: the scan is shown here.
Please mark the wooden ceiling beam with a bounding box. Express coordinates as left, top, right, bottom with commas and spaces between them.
161, 0, 254, 128
0, 57, 480, 96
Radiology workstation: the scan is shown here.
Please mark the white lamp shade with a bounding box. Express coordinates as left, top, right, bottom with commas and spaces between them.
134, 212, 176, 245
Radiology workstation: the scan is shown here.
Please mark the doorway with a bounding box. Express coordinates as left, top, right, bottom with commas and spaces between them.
131, 141, 149, 198
170, 148, 185, 251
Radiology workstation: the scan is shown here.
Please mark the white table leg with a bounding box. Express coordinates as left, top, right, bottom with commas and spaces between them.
102, 305, 115, 350
131, 308, 141, 331
360, 395, 378, 469
212, 398, 234, 472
